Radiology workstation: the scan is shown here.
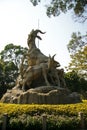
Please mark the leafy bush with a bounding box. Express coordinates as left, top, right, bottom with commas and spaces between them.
0, 114, 81, 130
0, 115, 3, 130
47, 115, 80, 130
9, 114, 42, 130
65, 71, 87, 93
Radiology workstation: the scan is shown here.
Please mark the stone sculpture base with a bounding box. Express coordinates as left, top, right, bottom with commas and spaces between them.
1, 86, 81, 104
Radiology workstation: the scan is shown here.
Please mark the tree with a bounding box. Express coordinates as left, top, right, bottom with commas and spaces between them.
67, 32, 87, 54
0, 60, 8, 98
0, 60, 4, 86
3, 61, 18, 87
30, 0, 87, 22
0, 44, 28, 98
0, 60, 18, 98
0, 43, 28, 69
67, 32, 87, 78
65, 71, 87, 92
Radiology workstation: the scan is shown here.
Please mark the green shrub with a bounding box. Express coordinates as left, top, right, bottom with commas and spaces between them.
26, 116, 42, 130
0, 114, 81, 130
47, 115, 80, 130
9, 114, 42, 130
9, 118, 24, 130
0, 115, 3, 130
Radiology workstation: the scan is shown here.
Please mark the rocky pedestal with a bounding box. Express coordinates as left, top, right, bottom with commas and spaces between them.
1, 86, 81, 104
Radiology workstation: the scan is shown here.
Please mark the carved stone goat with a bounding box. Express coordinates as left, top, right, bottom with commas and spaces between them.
22, 55, 60, 90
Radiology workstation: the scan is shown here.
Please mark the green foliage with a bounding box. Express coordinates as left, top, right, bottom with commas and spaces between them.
65, 71, 81, 92
0, 114, 80, 130
67, 32, 87, 54
67, 32, 87, 78
65, 71, 87, 92
8, 114, 42, 130
68, 47, 87, 78
30, 0, 41, 6
0, 60, 8, 98
0, 60, 18, 98
4, 61, 18, 84
0, 43, 28, 68
47, 115, 80, 130
30, 0, 87, 22
0, 115, 3, 130
0, 43, 28, 98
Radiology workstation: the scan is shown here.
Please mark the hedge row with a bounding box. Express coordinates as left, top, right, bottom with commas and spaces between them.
0, 100, 87, 129
0, 114, 84, 130
0, 100, 87, 117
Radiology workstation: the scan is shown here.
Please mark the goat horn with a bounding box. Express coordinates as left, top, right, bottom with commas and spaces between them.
35, 29, 46, 34
52, 54, 56, 59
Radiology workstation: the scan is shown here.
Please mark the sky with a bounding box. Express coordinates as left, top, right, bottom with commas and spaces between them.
0, 0, 87, 69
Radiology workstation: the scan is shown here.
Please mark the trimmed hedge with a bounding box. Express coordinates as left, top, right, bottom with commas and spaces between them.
0, 100, 87, 129
0, 100, 87, 117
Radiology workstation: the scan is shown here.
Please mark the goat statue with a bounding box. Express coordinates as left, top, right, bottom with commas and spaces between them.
22, 54, 60, 90
15, 29, 65, 91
